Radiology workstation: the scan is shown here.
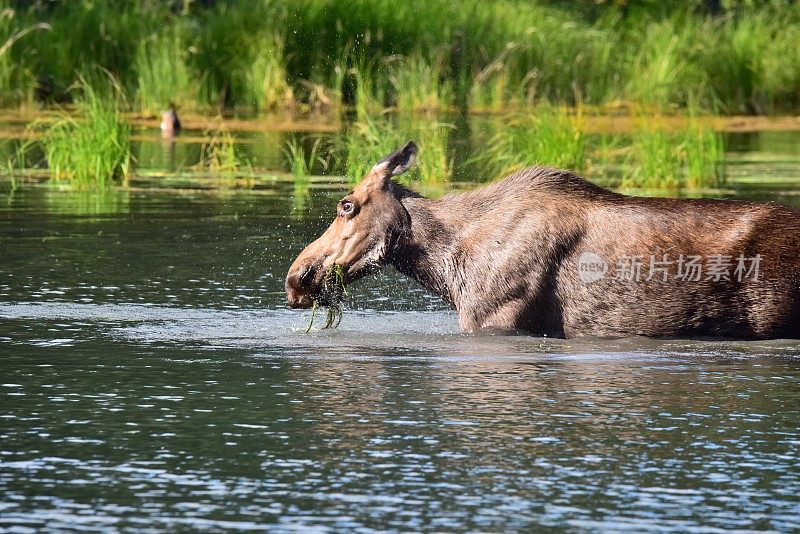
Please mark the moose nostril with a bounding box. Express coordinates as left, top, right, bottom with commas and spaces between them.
287, 264, 315, 292
299, 265, 316, 286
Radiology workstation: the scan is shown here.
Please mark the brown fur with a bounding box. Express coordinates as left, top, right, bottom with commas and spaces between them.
286, 145, 800, 340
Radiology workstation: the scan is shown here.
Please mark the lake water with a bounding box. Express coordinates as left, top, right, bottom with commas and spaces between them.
1, 120, 799, 531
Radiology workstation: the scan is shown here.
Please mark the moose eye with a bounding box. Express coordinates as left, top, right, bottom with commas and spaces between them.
340, 200, 356, 216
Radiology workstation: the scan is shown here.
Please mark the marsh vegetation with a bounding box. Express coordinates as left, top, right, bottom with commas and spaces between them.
0, 0, 793, 190
1, 0, 798, 113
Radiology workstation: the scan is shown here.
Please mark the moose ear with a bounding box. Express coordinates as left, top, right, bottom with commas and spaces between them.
372, 141, 417, 177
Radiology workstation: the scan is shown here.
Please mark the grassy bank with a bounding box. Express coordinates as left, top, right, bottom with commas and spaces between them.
0, 0, 798, 115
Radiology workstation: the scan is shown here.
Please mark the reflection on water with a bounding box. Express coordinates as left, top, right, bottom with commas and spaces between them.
1, 305, 799, 531
1, 126, 800, 531
41, 188, 131, 216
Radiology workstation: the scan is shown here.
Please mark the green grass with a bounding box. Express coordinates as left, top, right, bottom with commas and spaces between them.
284, 135, 330, 218
351, 59, 386, 119
0, 1, 798, 114
702, 10, 800, 114
624, 15, 699, 109
621, 126, 726, 189
34, 78, 131, 188
342, 115, 453, 183
469, 42, 527, 112
479, 105, 586, 178
189, 3, 255, 108
477, 104, 725, 189
390, 52, 453, 112
246, 34, 293, 111
284, 136, 329, 179
30, 2, 163, 101
0, 4, 50, 106
408, 118, 453, 184
342, 118, 397, 182
623, 129, 682, 188
682, 127, 726, 188
134, 29, 194, 116
195, 122, 249, 178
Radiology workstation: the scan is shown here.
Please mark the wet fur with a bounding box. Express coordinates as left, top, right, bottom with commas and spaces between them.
389, 167, 800, 339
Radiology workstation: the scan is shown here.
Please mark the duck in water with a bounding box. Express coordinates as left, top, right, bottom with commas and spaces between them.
160, 103, 181, 136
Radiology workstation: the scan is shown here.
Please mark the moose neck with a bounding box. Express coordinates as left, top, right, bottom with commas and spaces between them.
390, 195, 464, 306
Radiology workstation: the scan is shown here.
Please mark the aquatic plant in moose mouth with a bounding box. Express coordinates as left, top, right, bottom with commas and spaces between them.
286, 142, 800, 340
305, 264, 346, 332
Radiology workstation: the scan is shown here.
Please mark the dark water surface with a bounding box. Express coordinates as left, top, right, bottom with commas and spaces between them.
1, 128, 800, 531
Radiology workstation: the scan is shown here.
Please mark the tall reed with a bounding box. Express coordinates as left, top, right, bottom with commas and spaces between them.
621, 126, 726, 189
284, 136, 330, 218
479, 105, 586, 178
3, 1, 800, 114
33, 2, 164, 98
478, 105, 725, 189
284, 136, 329, 179
38, 79, 131, 188
351, 59, 386, 119
342, 115, 453, 183
390, 52, 453, 112
0, 5, 50, 105
196, 122, 248, 178
681, 126, 726, 188
623, 129, 681, 189
135, 29, 194, 116
246, 34, 294, 111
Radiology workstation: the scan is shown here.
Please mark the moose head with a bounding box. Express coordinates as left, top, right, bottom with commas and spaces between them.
285, 142, 418, 308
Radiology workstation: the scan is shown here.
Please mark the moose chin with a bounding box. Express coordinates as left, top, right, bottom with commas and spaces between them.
286, 141, 800, 340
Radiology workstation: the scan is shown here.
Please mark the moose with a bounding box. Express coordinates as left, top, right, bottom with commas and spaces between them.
286, 142, 800, 339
